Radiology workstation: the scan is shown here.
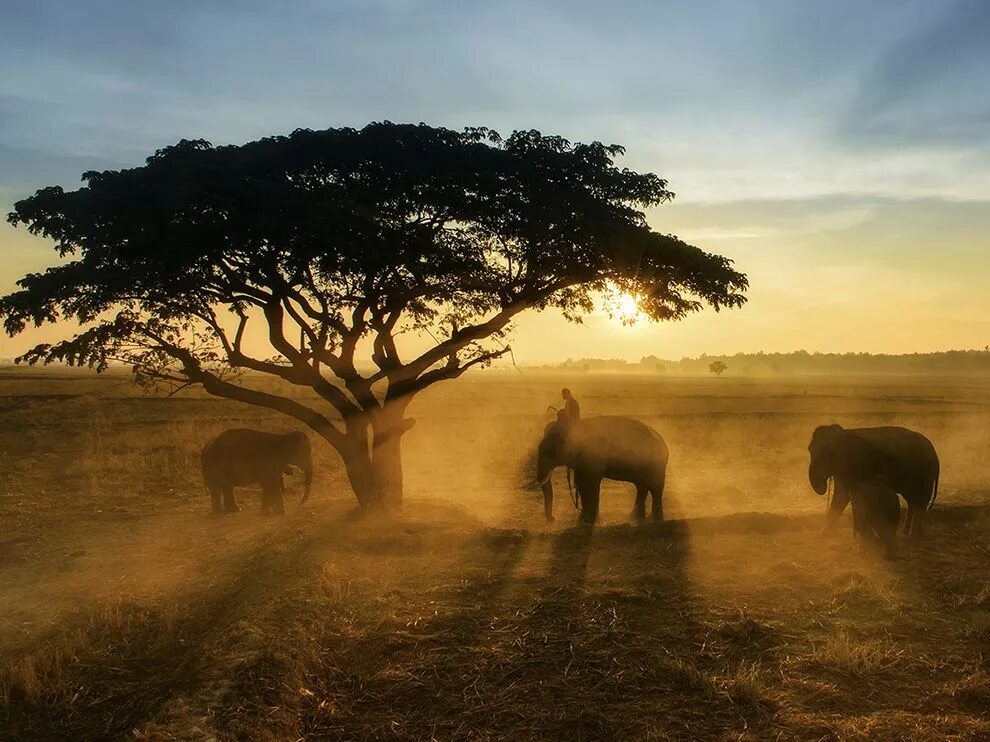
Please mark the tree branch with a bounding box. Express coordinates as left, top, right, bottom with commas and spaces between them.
378, 300, 530, 392
395, 346, 511, 397
149, 335, 349, 451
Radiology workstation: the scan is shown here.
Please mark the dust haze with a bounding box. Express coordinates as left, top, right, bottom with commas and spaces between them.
4, 366, 990, 738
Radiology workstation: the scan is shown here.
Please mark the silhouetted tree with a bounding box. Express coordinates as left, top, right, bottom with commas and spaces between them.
2, 123, 747, 510
709, 360, 728, 377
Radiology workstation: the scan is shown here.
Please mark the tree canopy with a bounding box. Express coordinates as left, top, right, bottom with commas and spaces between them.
2, 122, 747, 508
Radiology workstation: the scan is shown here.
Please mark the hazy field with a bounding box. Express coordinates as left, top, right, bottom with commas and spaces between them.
2, 368, 990, 739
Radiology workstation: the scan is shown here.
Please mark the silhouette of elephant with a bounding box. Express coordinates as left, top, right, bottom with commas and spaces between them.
201, 429, 313, 515
808, 424, 938, 538
849, 478, 900, 560
535, 416, 668, 524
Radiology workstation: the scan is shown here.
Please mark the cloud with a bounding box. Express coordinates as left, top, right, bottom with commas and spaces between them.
841, 0, 990, 148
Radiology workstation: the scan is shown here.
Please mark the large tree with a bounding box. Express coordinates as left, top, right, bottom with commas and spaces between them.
2, 123, 747, 510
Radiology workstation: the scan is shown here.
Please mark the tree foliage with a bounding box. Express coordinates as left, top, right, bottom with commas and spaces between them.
709, 360, 728, 377
2, 122, 747, 508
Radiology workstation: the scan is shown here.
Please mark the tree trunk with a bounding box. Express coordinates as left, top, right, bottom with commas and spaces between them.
341, 445, 375, 510
371, 432, 404, 509
339, 403, 413, 511
369, 401, 413, 509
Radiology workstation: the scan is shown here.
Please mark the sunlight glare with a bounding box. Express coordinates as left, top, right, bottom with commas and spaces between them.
607, 289, 644, 326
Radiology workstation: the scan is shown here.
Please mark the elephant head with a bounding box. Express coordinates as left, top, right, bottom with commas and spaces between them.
535, 420, 570, 521
808, 424, 889, 495
808, 424, 844, 495
282, 431, 314, 502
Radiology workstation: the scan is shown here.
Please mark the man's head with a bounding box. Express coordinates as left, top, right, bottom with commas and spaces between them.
561, 388, 571, 400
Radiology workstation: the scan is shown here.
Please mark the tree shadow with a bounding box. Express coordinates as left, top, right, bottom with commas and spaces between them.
0, 506, 379, 739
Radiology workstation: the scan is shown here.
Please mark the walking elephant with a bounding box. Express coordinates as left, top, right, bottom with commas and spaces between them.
201, 429, 313, 515
808, 424, 938, 538
535, 416, 668, 524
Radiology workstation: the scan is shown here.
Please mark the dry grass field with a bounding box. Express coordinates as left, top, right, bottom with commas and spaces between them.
2, 368, 990, 740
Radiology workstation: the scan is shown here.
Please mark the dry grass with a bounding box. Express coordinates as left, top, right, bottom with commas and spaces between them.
2, 369, 990, 739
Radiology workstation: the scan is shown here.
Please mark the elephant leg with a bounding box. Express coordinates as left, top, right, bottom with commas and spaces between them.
904, 503, 915, 537
850, 502, 864, 544
261, 474, 285, 515
632, 484, 648, 522
823, 478, 849, 534
578, 474, 601, 524
906, 503, 925, 539
272, 475, 286, 515
207, 482, 223, 514
650, 470, 666, 522
882, 525, 898, 560
223, 486, 239, 514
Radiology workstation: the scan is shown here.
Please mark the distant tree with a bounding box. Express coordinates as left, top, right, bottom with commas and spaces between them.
2, 123, 747, 511
709, 360, 728, 377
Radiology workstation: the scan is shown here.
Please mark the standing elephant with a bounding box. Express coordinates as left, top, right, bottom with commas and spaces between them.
535, 416, 668, 524
849, 478, 900, 560
201, 429, 313, 515
808, 424, 939, 538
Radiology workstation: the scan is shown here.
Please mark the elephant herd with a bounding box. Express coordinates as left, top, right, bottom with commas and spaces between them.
533, 415, 939, 560
200, 416, 939, 560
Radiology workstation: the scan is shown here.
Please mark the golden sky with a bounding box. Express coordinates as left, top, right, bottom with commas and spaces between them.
2, 1, 989, 362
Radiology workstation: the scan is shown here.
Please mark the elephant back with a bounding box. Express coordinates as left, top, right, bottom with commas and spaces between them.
847, 426, 940, 509
577, 415, 668, 463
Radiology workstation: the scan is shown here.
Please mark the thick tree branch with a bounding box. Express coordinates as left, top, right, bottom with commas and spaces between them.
145, 334, 349, 451
396, 346, 511, 397
377, 300, 530, 390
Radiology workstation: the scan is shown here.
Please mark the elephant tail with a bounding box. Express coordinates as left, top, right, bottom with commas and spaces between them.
926, 463, 940, 510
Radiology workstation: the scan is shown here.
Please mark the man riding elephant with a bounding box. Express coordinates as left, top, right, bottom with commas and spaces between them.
535, 415, 668, 524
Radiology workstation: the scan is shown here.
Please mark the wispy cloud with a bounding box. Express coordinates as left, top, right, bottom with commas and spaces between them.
841, 0, 990, 148
1, 1, 989, 357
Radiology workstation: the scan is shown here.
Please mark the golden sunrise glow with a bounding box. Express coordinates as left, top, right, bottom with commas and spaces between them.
606, 289, 643, 326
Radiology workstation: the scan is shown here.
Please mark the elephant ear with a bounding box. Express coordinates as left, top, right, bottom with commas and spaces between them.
811, 423, 843, 442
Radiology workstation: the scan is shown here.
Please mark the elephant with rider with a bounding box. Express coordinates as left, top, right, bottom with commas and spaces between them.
536, 415, 668, 525
807, 424, 938, 538
201, 429, 313, 514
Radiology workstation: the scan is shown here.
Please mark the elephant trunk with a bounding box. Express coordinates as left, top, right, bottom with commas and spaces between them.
809, 460, 828, 495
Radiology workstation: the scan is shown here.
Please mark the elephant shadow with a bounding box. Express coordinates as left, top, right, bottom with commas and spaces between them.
307, 518, 756, 737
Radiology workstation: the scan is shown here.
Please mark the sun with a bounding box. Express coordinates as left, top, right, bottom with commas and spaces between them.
606, 289, 643, 326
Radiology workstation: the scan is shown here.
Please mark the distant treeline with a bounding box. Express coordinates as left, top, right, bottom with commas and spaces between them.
6, 349, 990, 377
523, 349, 990, 376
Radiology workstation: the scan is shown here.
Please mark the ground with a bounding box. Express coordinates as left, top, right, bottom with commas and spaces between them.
2, 368, 990, 740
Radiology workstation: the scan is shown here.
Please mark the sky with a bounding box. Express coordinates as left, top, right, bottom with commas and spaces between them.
1, 0, 989, 363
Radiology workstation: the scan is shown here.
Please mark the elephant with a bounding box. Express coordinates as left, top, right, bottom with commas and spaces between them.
849, 478, 900, 560
808, 424, 939, 538
535, 415, 668, 524
201, 429, 313, 515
